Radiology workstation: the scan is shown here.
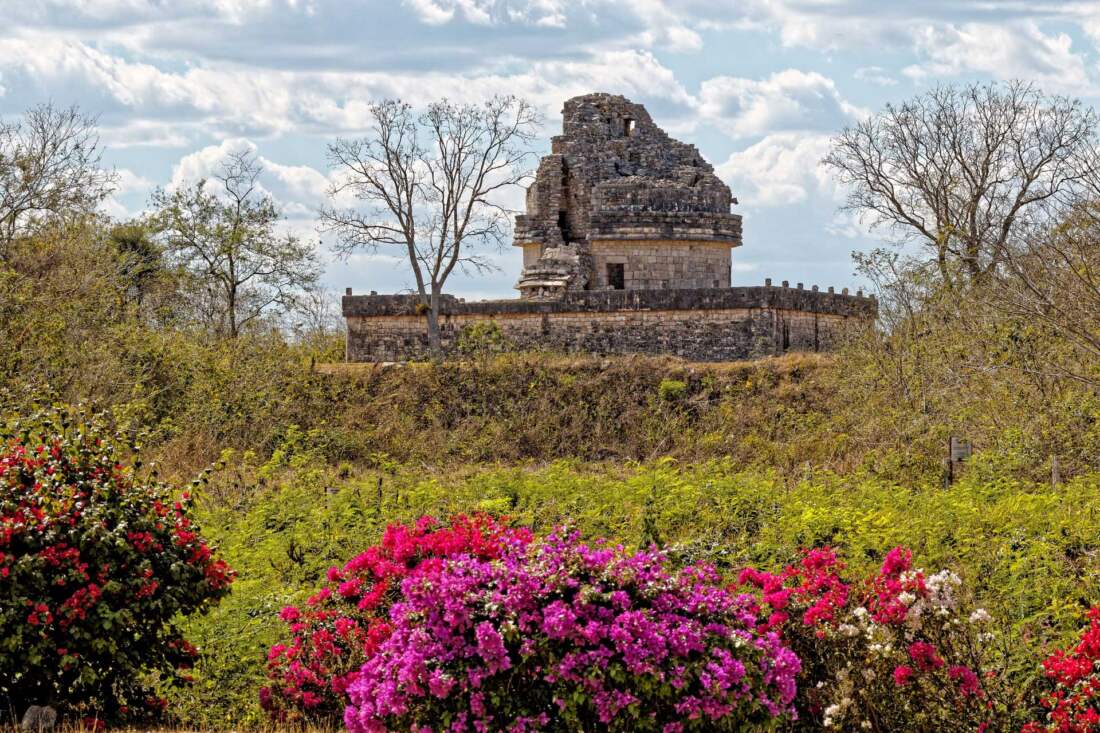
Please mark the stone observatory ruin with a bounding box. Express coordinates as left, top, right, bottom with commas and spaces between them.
342, 93, 874, 363
514, 94, 741, 298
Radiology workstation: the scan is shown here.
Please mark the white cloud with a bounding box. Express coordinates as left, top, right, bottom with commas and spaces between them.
114, 168, 153, 194
854, 66, 897, 87
904, 22, 1093, 94
698, 70, 864, 138
0, 35, 693, 141
167, 138, 260, 191
403, 0, 457, 25
167, 139, 339, 222
718, 132, 838, 208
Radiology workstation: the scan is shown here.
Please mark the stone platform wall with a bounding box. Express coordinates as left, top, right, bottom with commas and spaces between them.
343, 286, 874, 363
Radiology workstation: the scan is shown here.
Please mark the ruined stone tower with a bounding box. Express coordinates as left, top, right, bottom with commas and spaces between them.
342, 92, 875, 363
514, 93, 742, 299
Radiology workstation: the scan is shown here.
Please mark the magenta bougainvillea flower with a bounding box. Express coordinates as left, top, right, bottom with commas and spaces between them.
260, 515, 530, 722
343, 529, 800, 733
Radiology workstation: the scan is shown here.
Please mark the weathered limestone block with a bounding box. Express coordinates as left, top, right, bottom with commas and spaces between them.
343, 287, 875, 363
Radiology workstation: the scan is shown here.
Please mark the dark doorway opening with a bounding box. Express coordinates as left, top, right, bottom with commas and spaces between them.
607, 263, 625, 290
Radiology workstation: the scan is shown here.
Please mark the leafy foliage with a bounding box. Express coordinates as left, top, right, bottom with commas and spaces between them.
0, 404, 232, 721
169, 458, 1100, 726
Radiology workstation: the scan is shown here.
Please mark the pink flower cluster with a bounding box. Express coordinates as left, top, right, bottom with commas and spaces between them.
344, 530, 800, 733
736, 547, 850, 634
868, 546, 926, 625
260, 515, 530, 722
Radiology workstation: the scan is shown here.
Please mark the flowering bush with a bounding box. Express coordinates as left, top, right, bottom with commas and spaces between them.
736, 547, 850, 728
740, 546, 1023, 732
1023, 607, 1100, 733
809, 548, 1014, 731
0, 405, 233, 721
260, 515, 530, 722
344, 529, 800, 733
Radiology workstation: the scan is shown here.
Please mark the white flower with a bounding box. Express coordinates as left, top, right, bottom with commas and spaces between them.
927, 569, 961, 608
839, 623, 860, 637
970, 608, 992, 624
853, 606, 869, 619
862, 722, 872, 730
898, 591, 916, 606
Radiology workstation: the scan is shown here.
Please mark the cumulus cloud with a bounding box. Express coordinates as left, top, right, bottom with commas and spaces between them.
717, 132, 838, 208
97, 167, 154, 221
167, 138, 333, 217
0, 35, 693, 144
397, 0, 702, 50
854, 66, 897, 87
698, 70, 864, 138
903, 22, 1093, 94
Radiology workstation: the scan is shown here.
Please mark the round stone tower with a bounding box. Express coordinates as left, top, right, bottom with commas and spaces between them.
514, 93, 742, 299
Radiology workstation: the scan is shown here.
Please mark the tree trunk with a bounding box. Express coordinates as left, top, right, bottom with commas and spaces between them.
426, 287, 443, 360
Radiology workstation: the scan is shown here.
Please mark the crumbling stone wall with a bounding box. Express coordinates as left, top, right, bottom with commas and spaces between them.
514, 93, 742, 298
343, 286, 873, 363
341, 91, 875, 364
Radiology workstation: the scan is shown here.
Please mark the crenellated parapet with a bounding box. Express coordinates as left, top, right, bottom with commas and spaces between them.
343, 284, 874, 363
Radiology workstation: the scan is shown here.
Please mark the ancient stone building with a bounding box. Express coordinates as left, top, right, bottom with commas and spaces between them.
514, 94, 741, 298
342, 93, 874, 363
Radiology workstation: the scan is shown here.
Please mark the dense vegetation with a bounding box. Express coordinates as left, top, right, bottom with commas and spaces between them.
7, 83, 1100, 730
167, 459, 1100, 727
0, 406, 231, 724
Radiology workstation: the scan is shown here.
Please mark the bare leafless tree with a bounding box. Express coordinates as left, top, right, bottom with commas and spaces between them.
292, 283, 344, 343
825, 81, 1097, 289
152, 150, 320, 338
0, 104, 116, 259
320, 96, 539, 357
989, 204, 1100, 387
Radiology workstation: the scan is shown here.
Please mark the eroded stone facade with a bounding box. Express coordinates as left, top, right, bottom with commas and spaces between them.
344, 286, 874, 363
513, 93, 741, 299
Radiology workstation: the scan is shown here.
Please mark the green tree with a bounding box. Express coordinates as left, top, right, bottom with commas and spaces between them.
152, 151, 320, 338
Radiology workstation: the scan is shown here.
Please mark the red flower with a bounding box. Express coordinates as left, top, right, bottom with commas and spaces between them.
908, 641, 944, 672
893, 665, 914, 686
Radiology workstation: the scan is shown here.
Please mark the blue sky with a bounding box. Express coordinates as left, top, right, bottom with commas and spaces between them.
6, 0, 1100, 299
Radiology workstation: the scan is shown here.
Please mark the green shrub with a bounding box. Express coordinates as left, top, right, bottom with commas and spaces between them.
0, 404, 233, 723
171, 459, 1100, 726
657, 377, 688, 401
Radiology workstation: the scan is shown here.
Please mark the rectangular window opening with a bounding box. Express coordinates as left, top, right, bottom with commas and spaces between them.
624, 118, 635, 136
607, 263, 625, 290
